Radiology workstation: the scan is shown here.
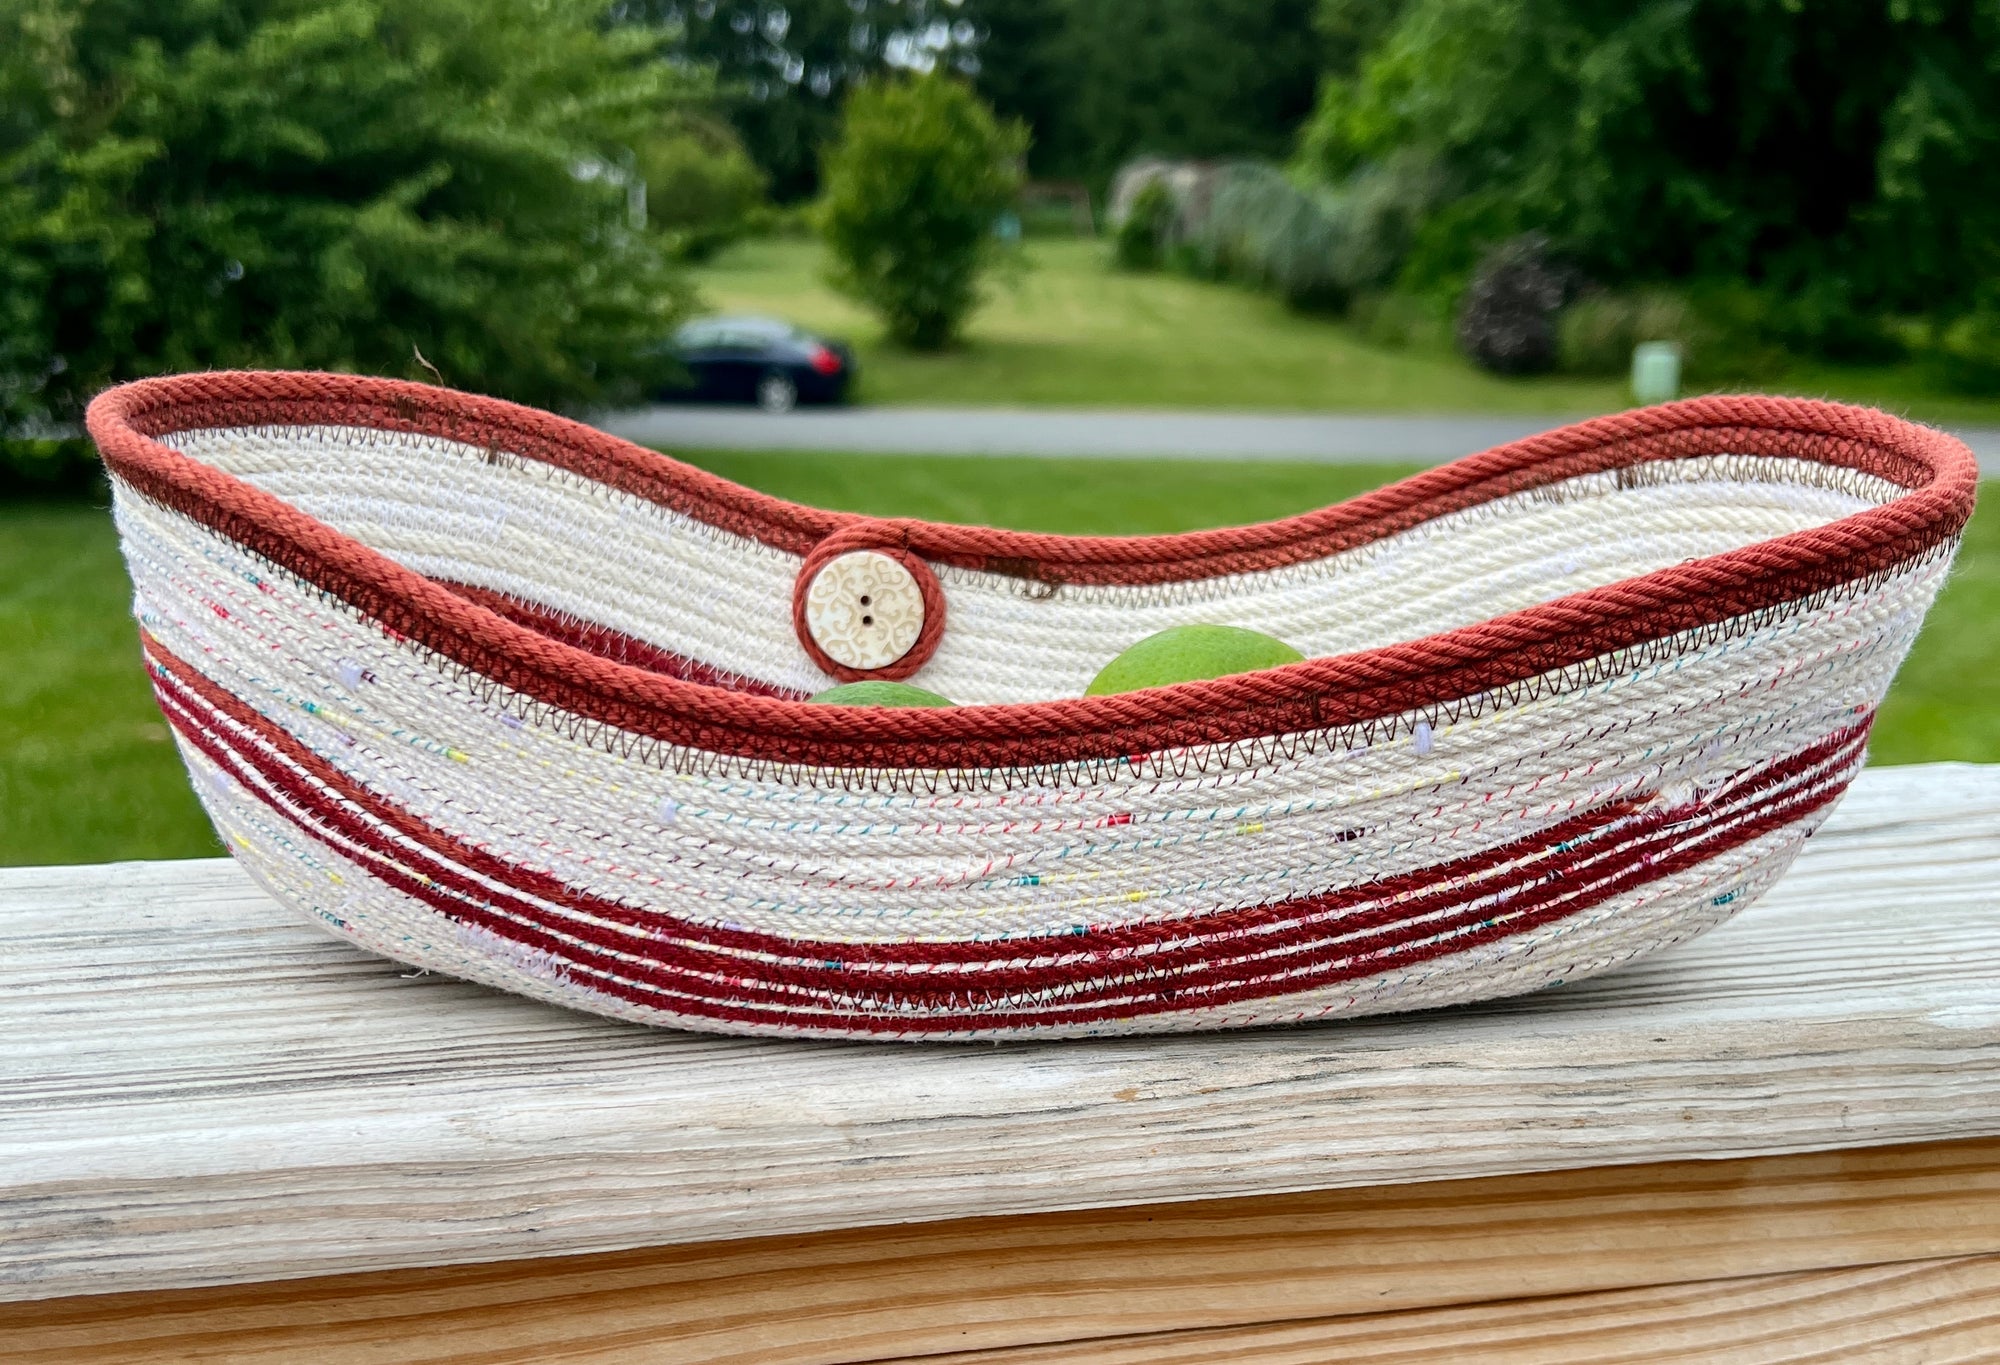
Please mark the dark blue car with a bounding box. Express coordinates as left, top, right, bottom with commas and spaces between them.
657, 315, 855, 412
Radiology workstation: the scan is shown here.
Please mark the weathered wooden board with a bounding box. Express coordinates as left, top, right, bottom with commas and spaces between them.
7, 1138, 1999, 1365
3, 763, 1998, 1302
907, 1253, 2000, 1365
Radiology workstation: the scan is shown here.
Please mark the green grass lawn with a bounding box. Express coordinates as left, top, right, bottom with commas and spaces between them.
3, 461, 1989, 865
2, 500, 223, 866
698, 237, 2000, 426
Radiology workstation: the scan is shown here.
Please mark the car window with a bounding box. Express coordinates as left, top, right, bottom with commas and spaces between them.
678, 317, 798, 350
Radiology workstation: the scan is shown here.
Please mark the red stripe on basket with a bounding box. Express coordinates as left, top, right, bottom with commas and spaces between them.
149, 642, 1864, 1031
145, 631, 1858, 976
90, 374, 1976, 770
163, 692, 1855, 1032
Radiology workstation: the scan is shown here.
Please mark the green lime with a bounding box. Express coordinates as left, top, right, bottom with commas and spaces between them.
807, 681, 955, 707
1085, 624, 1304, 696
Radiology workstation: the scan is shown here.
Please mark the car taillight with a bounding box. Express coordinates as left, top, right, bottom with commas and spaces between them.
808, 345, 843, 375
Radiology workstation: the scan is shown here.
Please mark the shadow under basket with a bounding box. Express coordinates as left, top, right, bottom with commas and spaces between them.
86, 375, 1978, 1040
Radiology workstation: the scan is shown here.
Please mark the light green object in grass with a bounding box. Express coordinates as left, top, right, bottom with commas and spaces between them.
1085, 624, 1305, 696
1631, 341, 1683, 405
807, 681, 956, 707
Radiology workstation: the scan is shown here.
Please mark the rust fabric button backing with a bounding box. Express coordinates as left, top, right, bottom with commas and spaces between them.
792, 531, 946, 682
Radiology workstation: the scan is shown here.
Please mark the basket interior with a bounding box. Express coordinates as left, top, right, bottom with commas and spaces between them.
159, 422, 1905, 706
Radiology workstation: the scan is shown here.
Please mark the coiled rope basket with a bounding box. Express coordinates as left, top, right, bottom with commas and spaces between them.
88, 373, 1977, 1040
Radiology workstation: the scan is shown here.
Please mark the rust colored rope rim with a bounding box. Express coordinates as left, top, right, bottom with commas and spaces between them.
86, 371, 1979, 771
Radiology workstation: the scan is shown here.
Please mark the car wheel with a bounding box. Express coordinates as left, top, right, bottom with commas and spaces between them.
755, 371, 798, 414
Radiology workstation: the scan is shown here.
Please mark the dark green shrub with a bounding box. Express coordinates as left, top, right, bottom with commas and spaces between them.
1350, 291, 1451, 352
1020, 199, 1092, 239
1762, 281, 1904, 366
0, 438, 100, 498
1558, 291, 1704, 376
1556, 294, 1637, 376
0, 0, 696, 487
1926, 310, 2000, 396
1455, 235, 1576, 375
636, 0, 985, 201
635, 117, 768, 264
1559, 284, 1877, 385
1639, 282, 1902, 383
1194, 164, 1347, 308
1114, 180, 1176, 271
1334, 154, 1451, 295
1179, 156, 1440, 312
747, 202, 817, 239
818, 75, 1028, 350
1031, 0, 1323, 184
1674, 283, 1791, 382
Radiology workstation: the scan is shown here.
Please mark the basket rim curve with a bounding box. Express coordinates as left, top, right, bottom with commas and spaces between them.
87, 371, 1979, 771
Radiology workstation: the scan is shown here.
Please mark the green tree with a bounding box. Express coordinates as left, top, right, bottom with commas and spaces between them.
626, 0, 982, 200
965, 0, 1070, 177
1, 0, 698, 480
632, 113, 768, 262
818, 75, 1026, 350
1038, 0, 1323, 185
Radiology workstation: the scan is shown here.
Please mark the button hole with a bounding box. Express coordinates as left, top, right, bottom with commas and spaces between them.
862, 615, 874, 626
859, 595, 871, 606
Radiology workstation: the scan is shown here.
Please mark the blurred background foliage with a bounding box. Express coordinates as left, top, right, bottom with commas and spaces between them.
817, 74, 1026, 349
619, 0, 987, 200
6, 0, 2000, 487
0, 0, 709, 485
1310, 0, 2000, 300
1298, 0, 2000, 373
635, 0, 2000, 395
624, 0, 1319, 196
632, 112, 769, 264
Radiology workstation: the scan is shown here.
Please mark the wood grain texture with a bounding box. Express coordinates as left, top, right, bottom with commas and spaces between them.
906, 1255, 2000, 1364
4, 764, 1999, 1303
7, 1138, 2000, 1365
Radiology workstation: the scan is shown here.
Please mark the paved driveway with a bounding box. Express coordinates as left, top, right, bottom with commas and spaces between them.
593, 404, 2000, 475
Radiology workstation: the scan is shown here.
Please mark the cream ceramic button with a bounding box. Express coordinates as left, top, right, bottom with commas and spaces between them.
803, 550, 926, 671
